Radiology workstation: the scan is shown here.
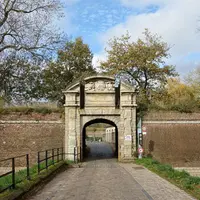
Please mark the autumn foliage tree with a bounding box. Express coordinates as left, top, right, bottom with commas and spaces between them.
164, 78, 197, 112
149, 77, 198, 112
101, 29, 177, 111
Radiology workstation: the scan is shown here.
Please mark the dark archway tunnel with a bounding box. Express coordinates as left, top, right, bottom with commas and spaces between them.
81, 118, 118, 161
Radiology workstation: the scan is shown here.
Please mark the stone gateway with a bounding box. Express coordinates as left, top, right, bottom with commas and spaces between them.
63, 75, 137, 161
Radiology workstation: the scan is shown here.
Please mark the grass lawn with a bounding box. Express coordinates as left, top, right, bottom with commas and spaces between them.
0, 160, 56, 192
135, 158, 200, 200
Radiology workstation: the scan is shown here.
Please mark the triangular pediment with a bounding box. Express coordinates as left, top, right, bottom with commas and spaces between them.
63, 75, 135, 93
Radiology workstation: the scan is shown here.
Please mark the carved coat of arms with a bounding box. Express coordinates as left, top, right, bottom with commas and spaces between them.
85, 80, 114, 91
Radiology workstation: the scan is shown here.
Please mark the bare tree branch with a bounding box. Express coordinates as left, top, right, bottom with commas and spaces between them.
0, 0, 64, 58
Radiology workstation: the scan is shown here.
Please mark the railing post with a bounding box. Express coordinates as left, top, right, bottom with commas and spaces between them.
74, 147, 77, 163
76, 147, 78, 164
26, 154, 30, 180
80, 146, 82, 162
45, 150, 48, 169
52, 149, 54, 165
57, 148, 59, 162
12, 157, 15, 189
62, 147, 64, 160
38, 152, 40, 174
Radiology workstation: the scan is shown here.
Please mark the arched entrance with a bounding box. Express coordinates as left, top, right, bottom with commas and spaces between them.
63, 75, 137, 162
82, 118, 118, 160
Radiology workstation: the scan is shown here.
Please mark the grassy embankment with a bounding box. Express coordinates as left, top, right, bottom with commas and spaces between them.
0, 106, 64, 115
136, 158, 200, 200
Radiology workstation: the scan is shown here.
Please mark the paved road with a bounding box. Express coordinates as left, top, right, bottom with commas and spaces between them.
28, 142, 196, 200
86, 141, 114, 159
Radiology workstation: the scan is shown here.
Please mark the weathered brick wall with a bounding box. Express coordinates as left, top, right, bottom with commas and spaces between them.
143, 111, 200, 167
0, 113, 64, 165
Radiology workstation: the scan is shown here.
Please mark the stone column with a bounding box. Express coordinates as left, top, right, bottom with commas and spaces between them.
120, 107, 136, 160
64, 92, 78, 161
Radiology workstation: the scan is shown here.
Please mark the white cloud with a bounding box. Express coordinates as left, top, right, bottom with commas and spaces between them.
94, 0, 200, 76
56, 12, 77, 35
119, 0, 172, 8
92, 52, 107, 71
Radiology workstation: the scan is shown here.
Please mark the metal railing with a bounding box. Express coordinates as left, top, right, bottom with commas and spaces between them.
62, 147, 82, 163
0, 154, 30, 193
37, 147, 64, 174
0, 146, 81, 193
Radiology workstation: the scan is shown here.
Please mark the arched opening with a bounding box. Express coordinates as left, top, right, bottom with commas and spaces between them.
82, 118, 118, 160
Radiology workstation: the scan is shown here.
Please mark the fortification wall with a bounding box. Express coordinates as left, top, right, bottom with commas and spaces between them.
0, 113, 64, 165
143, 111, 200, 167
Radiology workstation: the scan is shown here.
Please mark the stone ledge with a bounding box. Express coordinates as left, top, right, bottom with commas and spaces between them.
0, 120, 63, 124
80, 113, 120, 116
143, 121, 200, 124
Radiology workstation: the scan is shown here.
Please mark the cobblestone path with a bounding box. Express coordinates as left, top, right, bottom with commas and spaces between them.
28, 142, 196, 200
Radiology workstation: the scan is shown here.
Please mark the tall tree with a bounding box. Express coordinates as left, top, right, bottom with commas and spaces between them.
146, 78, 198, 113
165, 78, 197, 112
0, 0, 64, 58
0, 54, 42, 104
101, 29, 177, 109
42, 37, 96, 104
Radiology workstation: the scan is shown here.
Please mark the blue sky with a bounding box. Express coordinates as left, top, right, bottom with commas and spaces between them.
58, 0, 200, 76
63, 0, 159, 53
63, 0, 138, 52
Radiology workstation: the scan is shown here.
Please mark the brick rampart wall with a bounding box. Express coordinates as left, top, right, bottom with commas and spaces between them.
0, 113, 64, 165
143, 111, 200, 167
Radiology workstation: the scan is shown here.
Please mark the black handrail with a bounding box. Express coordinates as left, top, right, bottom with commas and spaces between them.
0, 154, 28, 162
37, 147, 64, 174
0, 154, 29, 193
0, 146, 81, 193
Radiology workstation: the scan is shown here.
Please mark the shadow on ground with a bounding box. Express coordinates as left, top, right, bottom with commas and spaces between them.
84, 141, 116, 161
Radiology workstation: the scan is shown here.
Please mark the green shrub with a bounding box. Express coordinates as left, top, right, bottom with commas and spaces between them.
170, 103, 195, 113
151, 159, 159, 165
183, 176, 200, 186
156, 164, 173, 172
167, 169, 189, 180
